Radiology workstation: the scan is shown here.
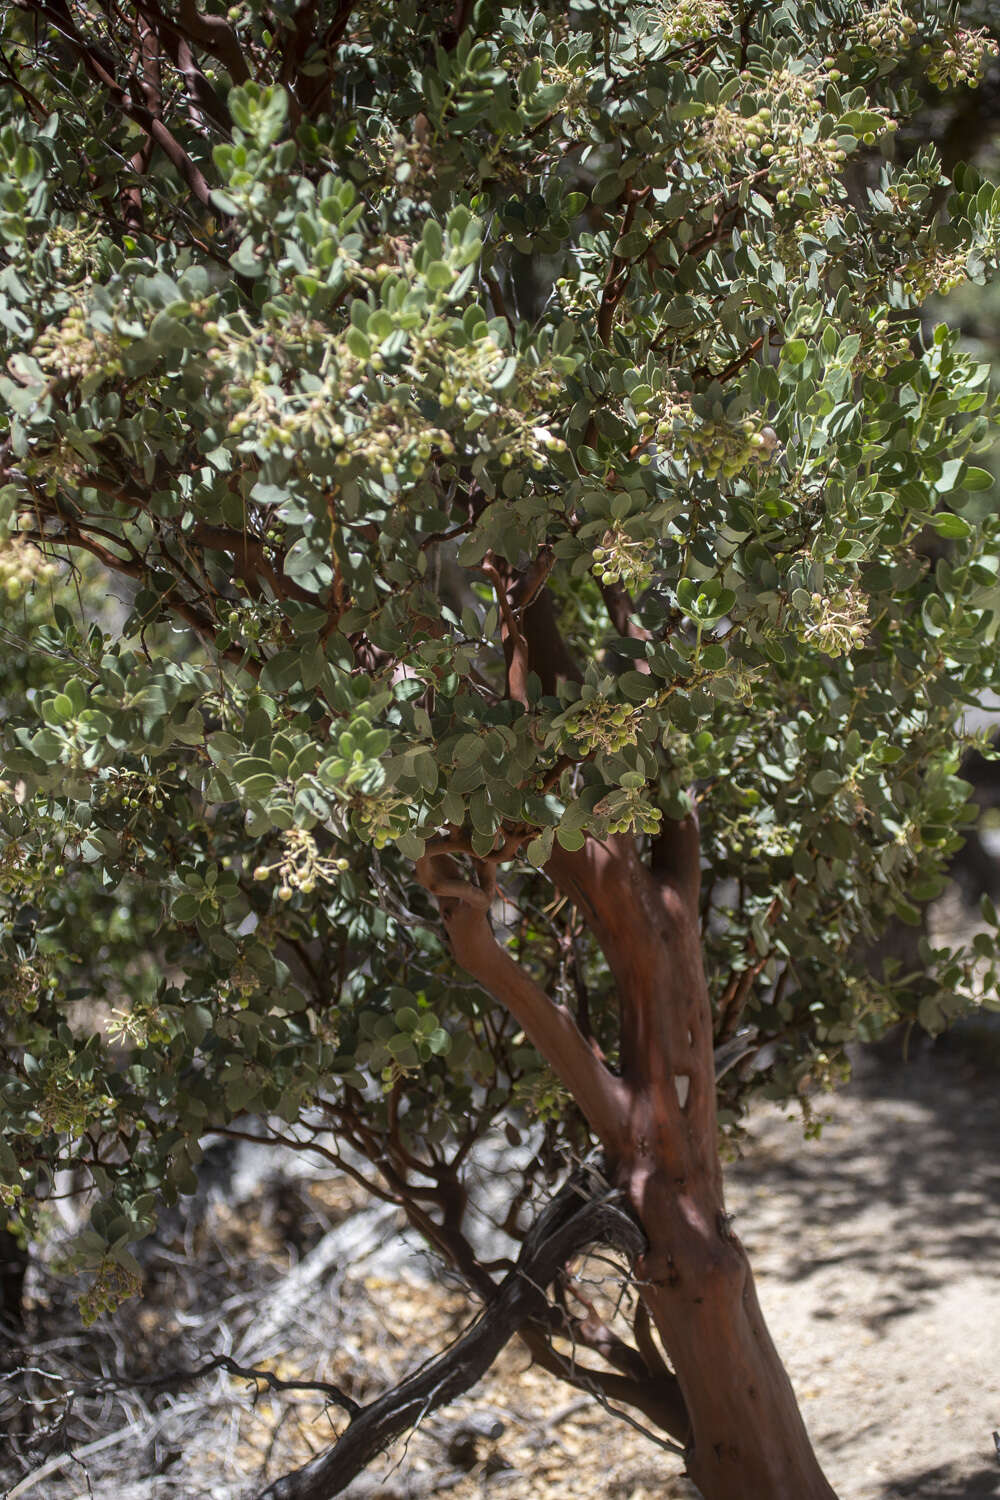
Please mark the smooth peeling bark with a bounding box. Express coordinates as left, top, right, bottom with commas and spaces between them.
546, 831, 839, 1500
421, 828, 838, 1500
619, 1063, 838, 1498
415, 849, 628, 1148
635, 1187, 839, 1500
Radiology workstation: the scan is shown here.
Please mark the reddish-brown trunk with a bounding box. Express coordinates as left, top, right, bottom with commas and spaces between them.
548, 831, 839, 1500
627, 1158, 837, 1500
421, 823, 840, 1500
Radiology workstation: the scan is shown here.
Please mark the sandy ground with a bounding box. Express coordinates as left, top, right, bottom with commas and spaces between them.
723, 1040, 1000, 1500
6, 1037, 1000, 1500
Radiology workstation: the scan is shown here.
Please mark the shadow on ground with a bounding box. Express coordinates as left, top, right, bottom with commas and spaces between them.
880, 1462, 1000, 1497
726, 1033, 1000, 1500
732, 1040, 1000, 1300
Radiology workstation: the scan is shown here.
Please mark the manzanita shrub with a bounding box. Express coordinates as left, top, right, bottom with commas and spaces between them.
2, 2, 1000, 1497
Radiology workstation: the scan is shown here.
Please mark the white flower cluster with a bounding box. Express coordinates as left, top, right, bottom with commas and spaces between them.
796, 586, 869, 658
35, 304, 122, 382
214, 312, 566, 480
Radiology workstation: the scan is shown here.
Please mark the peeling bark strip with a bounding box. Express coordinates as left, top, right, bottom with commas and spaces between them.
254, 1170, 648, 1500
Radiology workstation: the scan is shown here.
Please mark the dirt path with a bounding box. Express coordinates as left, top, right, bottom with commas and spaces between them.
724, 1041, 1000, 1500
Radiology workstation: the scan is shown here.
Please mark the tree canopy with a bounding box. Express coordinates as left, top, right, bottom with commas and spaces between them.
2, 2, 1000, 1496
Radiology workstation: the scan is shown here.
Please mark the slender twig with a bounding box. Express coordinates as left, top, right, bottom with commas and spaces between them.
24, 0, 214, 207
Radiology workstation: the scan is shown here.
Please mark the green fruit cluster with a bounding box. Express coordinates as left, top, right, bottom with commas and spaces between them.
352, 793, 411, 850
858, 317, 912, 378
253, 827, 349, 897
925, 26, 997, 90
567, 697, 645, 754
93, 771, 164, 813
658, 0, 726, 46
768, 132, 849, 205
0, 535, 59, 600
663, 414, 779, 481
855, 4, 918, 52
594, 788, 662, 837
591, 525, 655, 593
901, 247, 969, 301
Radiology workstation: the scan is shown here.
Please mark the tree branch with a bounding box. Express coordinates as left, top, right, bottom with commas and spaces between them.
481, 548, 560, 704
521, 587, 582, 695
544, 830, 717, 1132
482, 553, 531, 707
190, 523, 318, 605
175, 0, 250, 82
695, 330, 768, 386
416, 851, 627, 1149
633, 1297, 671, 1379
154, 1354, 360, 1413
519, 1322, 688, 1442
131, 0, 232, 131
121, 11, 160, 232
714, 883, 791, 1040
596, 188, 647, 344
649, 807, 702, 921
255, 1170, 652, 1500
441, 0, 475, 51
0, 39, 49, 120
28, 521, 252, 671
29, 0, 214, 208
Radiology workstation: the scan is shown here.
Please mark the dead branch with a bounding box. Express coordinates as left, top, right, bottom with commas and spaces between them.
254, 1167, 647, 1500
